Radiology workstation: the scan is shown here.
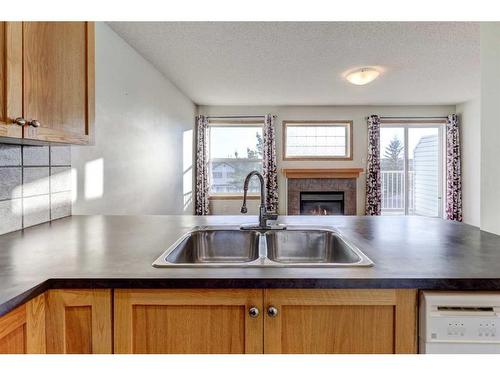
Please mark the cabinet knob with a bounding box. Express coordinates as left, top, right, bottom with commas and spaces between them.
267, 306, 278, 317
248, 306, 260, 318
29, 119, 41, 128
13, 117, 27, 126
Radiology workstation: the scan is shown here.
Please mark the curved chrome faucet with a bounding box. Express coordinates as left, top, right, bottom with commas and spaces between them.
240, 171, 279, 230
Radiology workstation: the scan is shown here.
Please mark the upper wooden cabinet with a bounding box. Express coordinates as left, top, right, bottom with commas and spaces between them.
0, 21, 94, 145
0, 22, 23, 139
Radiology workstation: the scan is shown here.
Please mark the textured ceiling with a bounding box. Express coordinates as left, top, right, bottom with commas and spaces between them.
108, 22, 479, 106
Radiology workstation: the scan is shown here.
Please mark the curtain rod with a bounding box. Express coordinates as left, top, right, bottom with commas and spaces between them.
206, 115, 266, 119
378, 116, 448, 119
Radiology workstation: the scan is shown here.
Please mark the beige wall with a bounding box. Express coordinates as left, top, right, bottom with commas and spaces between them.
199, 105, 455, 215
72, 23, 196, 215
456, 98, 481, 227
480, 23, 500, 235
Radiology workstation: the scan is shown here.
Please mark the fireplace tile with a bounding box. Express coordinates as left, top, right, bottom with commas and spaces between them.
287, 178, 357, 215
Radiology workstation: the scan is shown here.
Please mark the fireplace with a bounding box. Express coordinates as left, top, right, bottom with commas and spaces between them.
300, 192, 345, 215
286, 176, 358, 215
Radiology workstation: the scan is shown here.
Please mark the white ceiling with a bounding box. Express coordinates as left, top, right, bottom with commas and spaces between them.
108, 22, 479, 106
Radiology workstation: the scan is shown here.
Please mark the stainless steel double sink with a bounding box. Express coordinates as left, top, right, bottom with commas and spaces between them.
153, 226, 373, 268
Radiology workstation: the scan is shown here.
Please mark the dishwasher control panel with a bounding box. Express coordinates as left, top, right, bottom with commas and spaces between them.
429, 315, 498, 341
420, 292, 500, 353
420, 292, 500, 348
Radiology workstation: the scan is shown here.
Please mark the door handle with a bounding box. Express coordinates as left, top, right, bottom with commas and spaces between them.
28, 119, 41, 128
13, 117, 26, 126
248, 306, 260, 318
267, 306, 278, 317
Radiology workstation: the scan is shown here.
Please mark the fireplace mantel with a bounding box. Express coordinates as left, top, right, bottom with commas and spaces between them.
282, 168, 364, 179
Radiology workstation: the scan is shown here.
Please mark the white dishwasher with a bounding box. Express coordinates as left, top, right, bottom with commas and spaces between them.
420, 291, 500, 353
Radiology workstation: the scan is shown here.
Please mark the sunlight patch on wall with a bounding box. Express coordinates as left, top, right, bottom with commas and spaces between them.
85, 158, 104, 200
183, 129, 193, 211
71, 168, 78, 203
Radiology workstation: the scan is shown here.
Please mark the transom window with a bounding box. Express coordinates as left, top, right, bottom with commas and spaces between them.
208, 121, 263, 195
283, 121, 353, 160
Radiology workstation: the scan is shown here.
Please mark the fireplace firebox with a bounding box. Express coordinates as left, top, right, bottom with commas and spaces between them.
299, 192, 345, 216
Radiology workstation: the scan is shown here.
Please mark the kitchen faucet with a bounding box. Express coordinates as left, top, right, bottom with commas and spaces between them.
240, 171, 280, 230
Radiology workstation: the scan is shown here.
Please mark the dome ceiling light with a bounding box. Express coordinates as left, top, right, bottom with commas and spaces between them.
345, 68, 381, 85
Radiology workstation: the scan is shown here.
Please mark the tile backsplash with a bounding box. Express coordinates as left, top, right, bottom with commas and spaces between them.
0, 144, 72, 235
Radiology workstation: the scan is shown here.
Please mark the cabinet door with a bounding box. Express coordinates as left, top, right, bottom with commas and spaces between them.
0, 305, 27, 354
22, 22, 94, 144
264, 289, 417, 354
114, 289, 264, 354
0, 294, 46, 354
0, 22, 23, 138
46, 289, 112, 354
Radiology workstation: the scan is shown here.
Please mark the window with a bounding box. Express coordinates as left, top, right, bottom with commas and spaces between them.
380, 123, 445, 218
283, 121, 352, 160
208, 122, 263, 195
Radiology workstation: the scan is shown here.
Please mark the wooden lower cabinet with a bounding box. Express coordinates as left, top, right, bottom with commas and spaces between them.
45, 289, 112, 354
114, 289, 264, 354
0, 305, 28, 354
1, 288, 417, 354
0, 294, 46, 354
264, 289, 417, 354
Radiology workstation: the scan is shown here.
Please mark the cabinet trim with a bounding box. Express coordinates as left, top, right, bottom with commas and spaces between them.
26, 293, 47, 354
86, 22, 95, 145
0, 22, 23, 138
394, 289, 418, 353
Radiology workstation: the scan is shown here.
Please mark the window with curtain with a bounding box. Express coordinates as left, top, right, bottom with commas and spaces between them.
380, 122, 445, 217
208, 122, 264, 195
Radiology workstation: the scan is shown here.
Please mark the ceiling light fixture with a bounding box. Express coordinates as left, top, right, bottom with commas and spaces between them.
345, 68, 380, 85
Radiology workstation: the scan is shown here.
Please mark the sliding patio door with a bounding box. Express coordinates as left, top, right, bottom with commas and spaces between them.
380, 124, 444, 217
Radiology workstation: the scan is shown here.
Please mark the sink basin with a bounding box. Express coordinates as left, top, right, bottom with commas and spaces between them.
164, 228, 260, 264
153, 225, 373, 268
266, 230, 363, 264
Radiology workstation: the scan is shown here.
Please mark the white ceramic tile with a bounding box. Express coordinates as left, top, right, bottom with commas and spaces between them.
23, 167, 50, 197
0, 199, 22, 234
0, 144, 21, 166
22, 145, 49, 166
51, 191, 72, 220
0, 168, 22, 200
50, 167, 72, 193
50, 146, 71, 166
23, 194, 50, 228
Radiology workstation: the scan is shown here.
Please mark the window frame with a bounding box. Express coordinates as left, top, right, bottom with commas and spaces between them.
379, 120, 446, 218
207, 119, 264, 199
282, 120, 354, 161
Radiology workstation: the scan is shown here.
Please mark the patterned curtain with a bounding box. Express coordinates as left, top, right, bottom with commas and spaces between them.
194, 115, 209, 215
446, 114, 462, 221
263, 114, 278, 212
365, 115, 382, 215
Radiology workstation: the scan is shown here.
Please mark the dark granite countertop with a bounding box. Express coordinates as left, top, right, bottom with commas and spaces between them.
1, 214, 500, 316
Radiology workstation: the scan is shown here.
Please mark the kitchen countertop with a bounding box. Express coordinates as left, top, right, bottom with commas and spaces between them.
1, 214, 500, 316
